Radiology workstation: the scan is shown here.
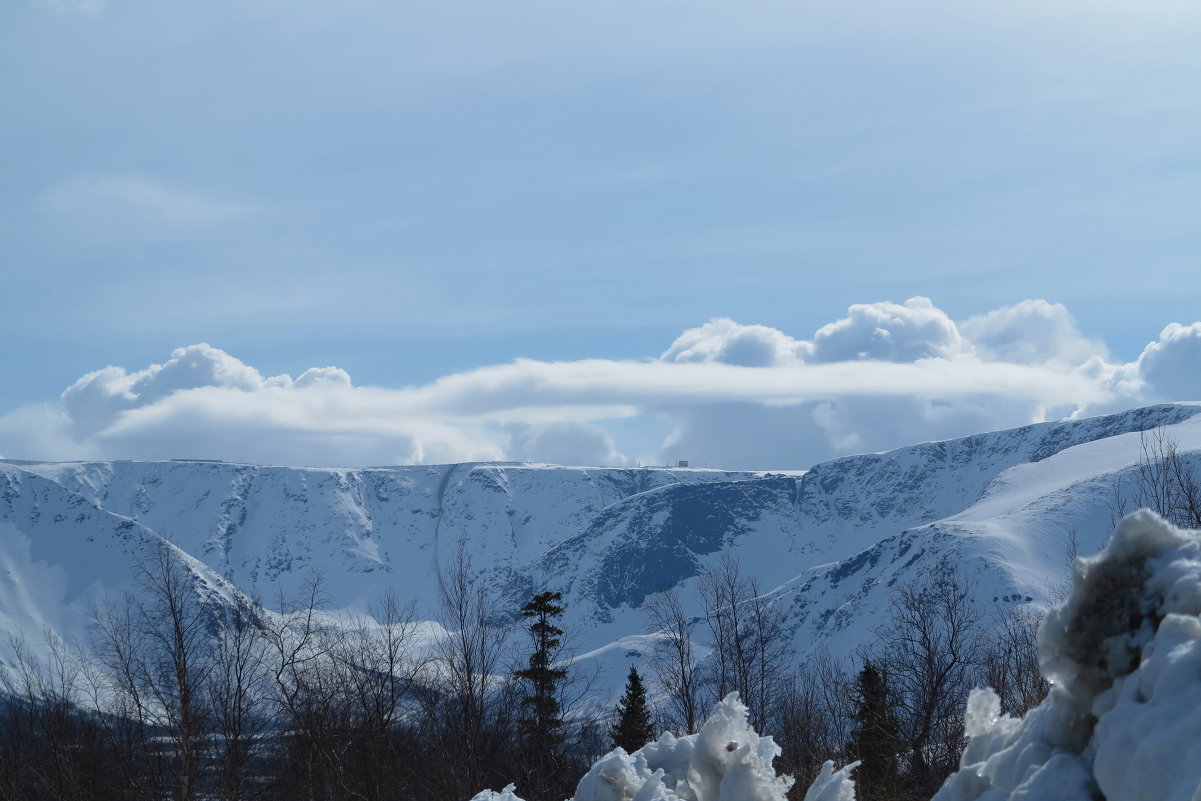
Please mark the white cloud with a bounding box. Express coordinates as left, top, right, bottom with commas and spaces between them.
62, 343, 266, 438
0, 404, 95, 462
405, 357, 1104, 416
658, 402, 833, 471
808, 296, 967, 363
292, 366, 353, 388
959, 299, 1107, 366
1135, 323, 1201, 402
3, 298, 1200, 470
507, 421, 627, 467
660, 298, 970, 368
809, 394, 1048, 456
39, 176, 261, 238
661, 318, 808, 366
4, 346, 1105, 469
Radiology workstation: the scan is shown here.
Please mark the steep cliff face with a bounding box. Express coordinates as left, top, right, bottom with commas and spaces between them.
0, 460, 757, 661
2, 403, 1200, 687
531, 403, 1201, 649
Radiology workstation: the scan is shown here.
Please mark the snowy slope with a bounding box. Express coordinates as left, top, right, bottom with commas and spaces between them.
477, 510, 1201, 801
0, 460, 755, 672
2, 403, 1200, 693
761, 406, 1201, 661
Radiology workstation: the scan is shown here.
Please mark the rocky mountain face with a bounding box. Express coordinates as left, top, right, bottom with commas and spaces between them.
3, 403, 1200, 689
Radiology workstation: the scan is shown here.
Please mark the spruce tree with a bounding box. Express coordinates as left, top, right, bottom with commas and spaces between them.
514, 591, 568, 797
847, 660, 901, 801
611, 666, 655, 753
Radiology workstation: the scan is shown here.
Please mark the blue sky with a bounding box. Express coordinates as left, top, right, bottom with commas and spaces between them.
3, 0, 1201, 469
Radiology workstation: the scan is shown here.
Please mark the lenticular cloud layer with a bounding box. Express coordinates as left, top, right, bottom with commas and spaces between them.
473, 511, 1201, 801
2, 297, 1201, 469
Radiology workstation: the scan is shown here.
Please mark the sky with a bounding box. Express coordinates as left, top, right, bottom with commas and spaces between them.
2, 0, 1201, 470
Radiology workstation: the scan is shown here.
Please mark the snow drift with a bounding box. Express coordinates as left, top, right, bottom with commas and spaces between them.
471, 693, 856, 801
475, 510, 1201, 801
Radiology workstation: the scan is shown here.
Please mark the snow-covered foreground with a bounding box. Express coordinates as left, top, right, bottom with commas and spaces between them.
472, 692, 857, 801
475, 510, 1201, 801
936, 510, 1201, 801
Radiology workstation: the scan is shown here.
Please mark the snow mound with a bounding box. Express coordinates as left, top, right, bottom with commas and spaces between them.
935, 509, 1201, 801
473, 693, 856, 801
572, 692, 796, 801
470, 785, 526, 801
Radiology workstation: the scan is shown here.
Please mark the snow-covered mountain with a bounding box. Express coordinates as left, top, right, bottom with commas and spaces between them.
3, 403, 1200, 691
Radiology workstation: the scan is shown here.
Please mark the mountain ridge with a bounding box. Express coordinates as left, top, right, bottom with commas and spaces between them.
3, 402, 1201, 691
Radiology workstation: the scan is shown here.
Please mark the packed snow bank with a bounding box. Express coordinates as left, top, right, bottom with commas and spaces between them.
470, 786, 526, 801
935, 510, 1201, 801
473, 693, 857, 801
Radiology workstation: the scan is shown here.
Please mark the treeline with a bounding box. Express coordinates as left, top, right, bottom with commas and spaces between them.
0, 543, 1046, 801
0, 540, 605, 801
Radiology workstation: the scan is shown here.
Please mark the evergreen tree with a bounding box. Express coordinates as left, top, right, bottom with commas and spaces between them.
611, 666, 655, 753
847, 660, 901, 801
513, 591, 568, 798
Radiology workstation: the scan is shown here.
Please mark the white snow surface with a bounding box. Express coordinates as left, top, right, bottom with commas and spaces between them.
476, 693, 856, 801
470, 785, 526, 801
3, 403, 1201, 699
479, 510, 1201, 801
934, 509, 1201, 801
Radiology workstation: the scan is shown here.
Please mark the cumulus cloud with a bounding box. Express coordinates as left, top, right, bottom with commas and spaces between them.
1135, 323, 1201, 402
0, 404, 93, 462
507, 421, 627, 466
2, 297, 1200, 470
292, 366, 353, 388
49, 343, 503, 466
808, 296, 967, 363
62, 344, 268, 438
809, 395, 1049, 455
658, 402, 832, 471
662, 297, 968, 368
959, 299, 1107, 365
661, 318, 808, 366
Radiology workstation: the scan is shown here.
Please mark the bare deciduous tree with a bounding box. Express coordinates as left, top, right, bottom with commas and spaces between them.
208, 603, 271, 801
1110, 426, 1201, 530
773, 650, 855, 799
1133, 426, 1201, 529
336, 591, 427, 801
644, 586, 701, 734
697, 556, 790, 732
90, 539, 217, 801
262, 571, 347, 801
433, 538, 511, 801
876, 559, 985, 799
2, 631, 102, 801
980, 603, 1047, 719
